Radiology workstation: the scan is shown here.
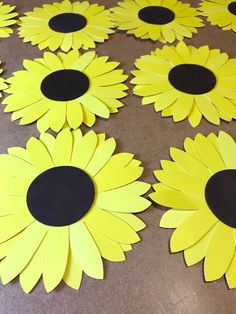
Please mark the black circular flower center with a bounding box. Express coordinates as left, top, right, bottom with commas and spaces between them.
228, 2, 236, 15
138, 6, 175, 25
49, 13, 87, 33
41, 69, 89, 101
168, 64, 216, 95
205, 169, 236, 228
27, 166, 95, 227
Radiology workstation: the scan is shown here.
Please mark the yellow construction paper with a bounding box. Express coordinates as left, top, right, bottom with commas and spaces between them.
63, 248, 83, 290
4, 51, 128, 132
18, 0, 115, 52
151, 131, 236, 289
110, 0, 204, 43
200, 0, 236, 33
132, 41, 236, 127
0, 2, 18, 38
42, 227, 69, 292
0, 129, 150, 293
204, 223, 235, 281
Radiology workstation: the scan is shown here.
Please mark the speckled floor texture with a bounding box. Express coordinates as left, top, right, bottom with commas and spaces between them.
0, 0, 236, 313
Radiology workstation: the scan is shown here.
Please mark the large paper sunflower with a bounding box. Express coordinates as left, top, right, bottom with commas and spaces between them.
3, 50, 128, 132
150, 131, 236, 288
18, 0, 114, 52
200, 0, 236, 33
0, 128, 150, 293
110, 0, 203, 43
132, 42, 236, 127
0, 2, 18, 38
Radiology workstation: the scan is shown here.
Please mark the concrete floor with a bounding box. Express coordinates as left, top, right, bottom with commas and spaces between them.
0, 0, 236, 313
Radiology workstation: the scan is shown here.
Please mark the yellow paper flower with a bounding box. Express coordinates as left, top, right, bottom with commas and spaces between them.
0, 2, 18, 38
200, 0, 236, 33
18, 0, 115, 52
131, 41, 236, 127
110, 0, 203, 43
150, 131, 236, 288
0, 128, 150, 293
3, 50, 128, 132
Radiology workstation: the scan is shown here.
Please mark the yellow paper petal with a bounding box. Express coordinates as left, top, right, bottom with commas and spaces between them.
1, 222, 47, 284
85, 208, 140, 244
160, 209, 195, 228
26, 137, 54, 172
96, 188, 151, 213
204, 223, 235, 281
19, 232, 47, 293
184, 224, 217, 266
63, 248, 82, 290
71, 130, 97, 169
43, 227, 69, 292
70, 221, 103, 279
86, 138, 116, 176
218, 131, 236, 169
52, 128, 72, 166
194, 133, 225, 173
88, 226, 125, 262
170, 207, 218, 252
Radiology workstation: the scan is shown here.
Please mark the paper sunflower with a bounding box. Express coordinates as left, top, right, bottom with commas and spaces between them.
132, 41, 236, 127
200, 0, 236, 33
3, 50, 128, 132
150, 131, 236, 288
0, 128, 150, 293
0, 2, 18, 38
18, 0, 114, 52
110, 0, 203, 43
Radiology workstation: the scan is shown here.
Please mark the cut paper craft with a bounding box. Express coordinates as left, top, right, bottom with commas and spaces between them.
0, 128, 151, 293
150, 131, 236, 289
110, 0, 204, 43
3, 50, 128, 132
200, 0, 236, 33
18, 0, 115, 52
131, 41, 236, 127
0, 62, 7, 96
0, 2, 18, 38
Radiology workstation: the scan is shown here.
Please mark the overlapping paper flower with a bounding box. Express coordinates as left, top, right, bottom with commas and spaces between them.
110, 0, 203, 43
0, 2, 18, 38
150, 131, 236, 288
18, 0, 114, 52
0, 128, 150, 293
200, 0, 236, 33
4, 50, 128, 132
132, 42, 236, 127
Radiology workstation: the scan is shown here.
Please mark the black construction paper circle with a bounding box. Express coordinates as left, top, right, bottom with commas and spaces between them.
228, 2, 236, 15
27, 166, 95, 227
41, 69, 89, 101
205, 169, 236, 228
138, 6, 175, 25
168, 64, 216, 95
49, 13, 87, 33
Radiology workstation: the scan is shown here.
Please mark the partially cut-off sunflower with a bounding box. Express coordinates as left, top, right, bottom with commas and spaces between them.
0, 128, 150, 293
0, 62, 7, 95
3, 50, 128, 132
200, 0, 236, 33
150, 131, 236, 288
110, 0, 203, 43
132, 41, 236, 127
0, 2, 18, 38
18, 0, 115, 52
